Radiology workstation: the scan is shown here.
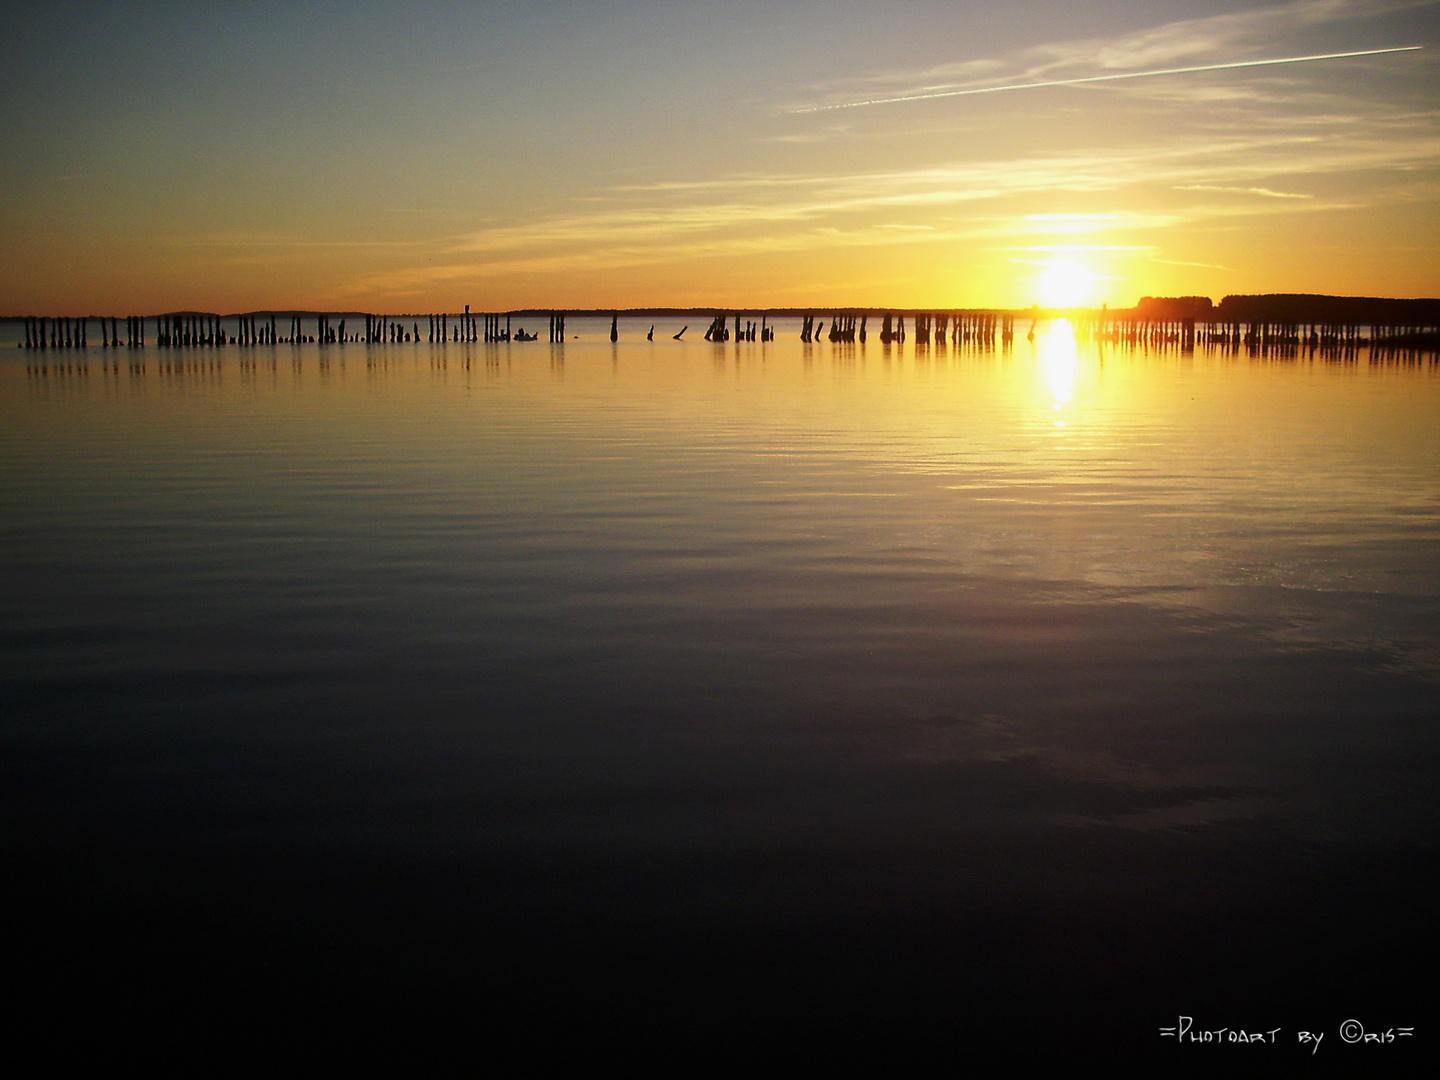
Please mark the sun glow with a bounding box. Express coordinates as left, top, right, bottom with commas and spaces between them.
1036, 259, 1096, 308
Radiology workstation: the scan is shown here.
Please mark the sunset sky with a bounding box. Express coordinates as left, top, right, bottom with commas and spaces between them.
2, 0, 1437, 313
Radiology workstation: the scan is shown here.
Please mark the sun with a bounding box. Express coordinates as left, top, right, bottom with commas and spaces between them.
1036, 258, 1095, 308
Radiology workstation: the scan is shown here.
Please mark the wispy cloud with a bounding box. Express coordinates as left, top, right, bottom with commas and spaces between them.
1151, 257, 1234, 271
793, 48, 1421, 113
1176, 185, 1314, 198
787, 0, 1433, 111
445, 130, 1434, 255
333, 124, 1435, 298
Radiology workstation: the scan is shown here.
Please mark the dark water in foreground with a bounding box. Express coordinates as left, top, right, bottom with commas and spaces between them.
2, 323, 1437, 1067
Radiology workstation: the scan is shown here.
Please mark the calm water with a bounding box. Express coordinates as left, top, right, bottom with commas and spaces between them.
2, 321, 1437, 1066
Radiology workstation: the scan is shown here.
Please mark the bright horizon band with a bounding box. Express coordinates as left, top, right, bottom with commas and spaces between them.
794, 46, 1424, 113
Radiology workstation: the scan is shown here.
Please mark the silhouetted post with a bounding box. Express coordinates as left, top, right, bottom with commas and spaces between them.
610, 314, 618, 342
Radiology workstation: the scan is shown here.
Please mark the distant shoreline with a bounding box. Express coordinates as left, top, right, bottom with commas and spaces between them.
3, 293, 1438, 325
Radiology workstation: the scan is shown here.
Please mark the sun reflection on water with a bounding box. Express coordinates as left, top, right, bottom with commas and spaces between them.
1036, 319, 1078, 426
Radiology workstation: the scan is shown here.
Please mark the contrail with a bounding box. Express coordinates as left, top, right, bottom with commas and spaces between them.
792, 46, 1422, 113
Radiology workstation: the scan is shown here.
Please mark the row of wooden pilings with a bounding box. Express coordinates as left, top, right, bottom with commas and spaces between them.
703, 314, 773, 342
18, 311, 570, 349
427, 307, 492, 343
20, 312, 1434, 352
911, 313, 1013, 346
797, 313, 1013, 346
24, 316, 148, 348
1076, 315, 1439, 352
693, 312, 1012, 345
